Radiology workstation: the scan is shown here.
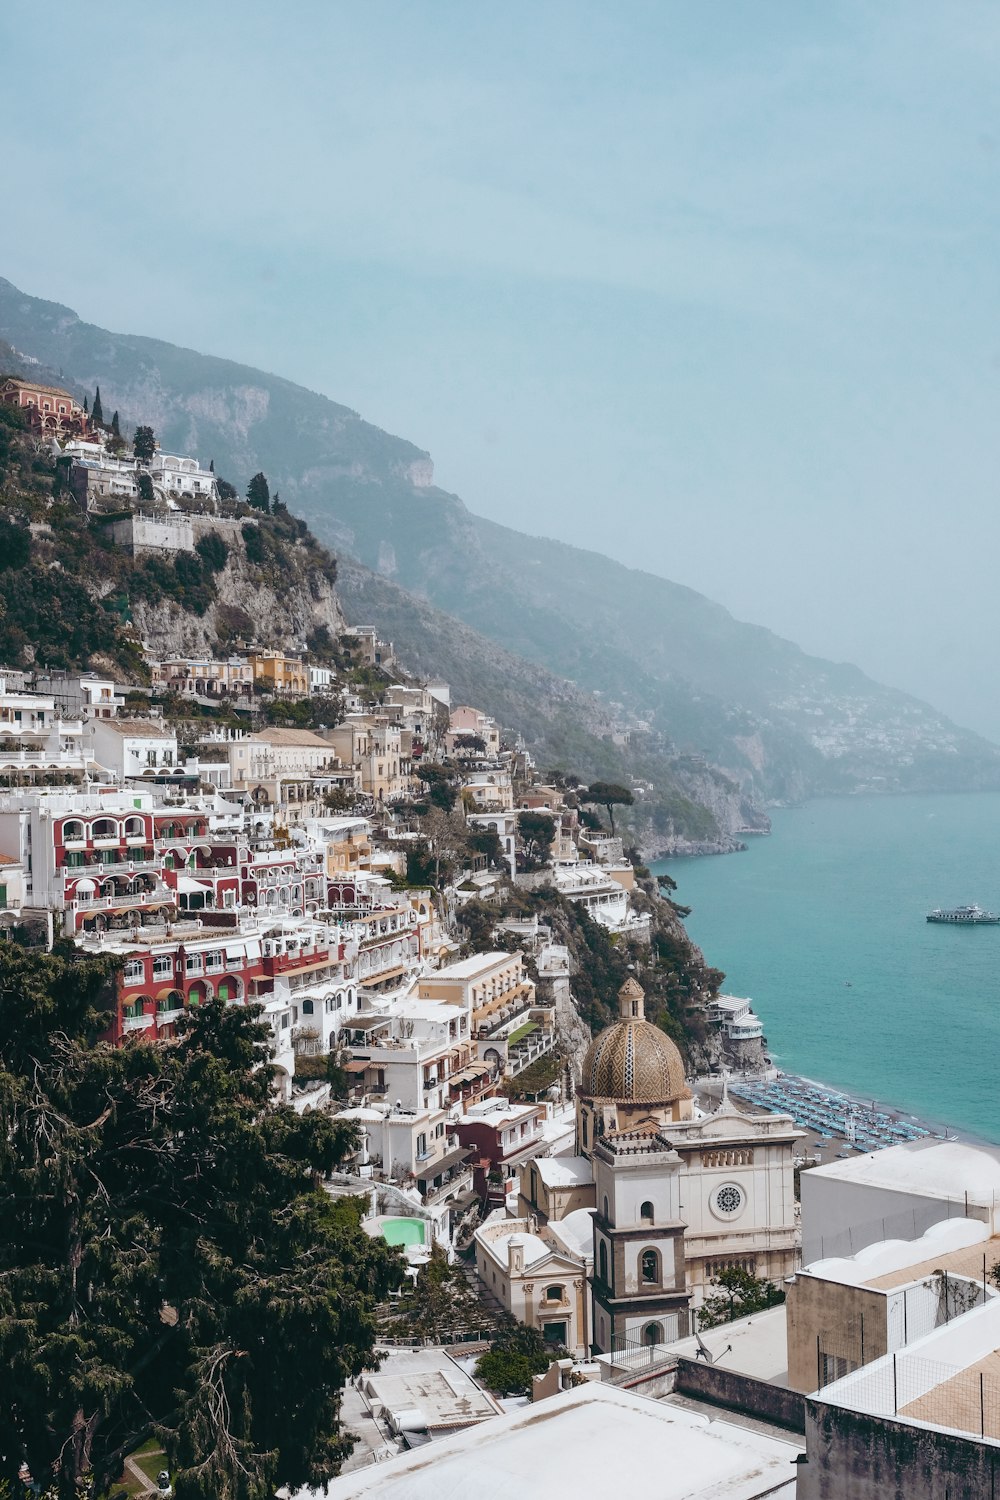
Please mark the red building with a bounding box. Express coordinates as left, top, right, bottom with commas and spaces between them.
456, 1099, 547, 1206
0, 378, 90, 437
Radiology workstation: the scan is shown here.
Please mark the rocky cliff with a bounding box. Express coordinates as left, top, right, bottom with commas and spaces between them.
3, 274, 997, 818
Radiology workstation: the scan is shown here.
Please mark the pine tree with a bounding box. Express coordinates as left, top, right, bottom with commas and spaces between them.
247, 470, 271, 512
92, 385, 104, 425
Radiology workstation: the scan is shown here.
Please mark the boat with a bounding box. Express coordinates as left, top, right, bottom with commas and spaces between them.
926, 904, 1000, 925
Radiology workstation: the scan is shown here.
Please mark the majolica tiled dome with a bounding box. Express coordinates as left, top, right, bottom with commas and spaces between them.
581, 978, 688, 1104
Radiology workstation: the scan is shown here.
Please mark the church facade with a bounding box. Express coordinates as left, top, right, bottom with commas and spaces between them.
551, 977, 802, 1349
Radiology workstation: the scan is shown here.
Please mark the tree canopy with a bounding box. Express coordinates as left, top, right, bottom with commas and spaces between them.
133, 425, 156, 464
517, 810, 555, 867
0, 945, 401, 1499
474, 1324, 563, 1396
697, 1266, 785, 1330
581, 781, 634, 834
247, 472, 271, 513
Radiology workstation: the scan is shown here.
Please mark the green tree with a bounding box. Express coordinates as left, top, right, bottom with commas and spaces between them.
475, 1325, 563, 1396
517, 810, 555, 867
0, 518, 31, 571
92, 385, 104, 425
247, 472, 271, 513
110, 409, 121, 438
133, 425, 156, 464
417, 763, 457, 812
697, 1266, 786, 1330
0, 946, 400, 1498
582, 780, 635, 835
136, 471, 155, 504
195, 531, 229, 573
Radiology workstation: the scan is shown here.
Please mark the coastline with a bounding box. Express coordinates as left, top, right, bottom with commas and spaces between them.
695, 1067, 995, 1161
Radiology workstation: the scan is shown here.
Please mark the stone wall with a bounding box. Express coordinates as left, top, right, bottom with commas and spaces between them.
798, 1399, 999, 1500
675, 1356, 806, 1433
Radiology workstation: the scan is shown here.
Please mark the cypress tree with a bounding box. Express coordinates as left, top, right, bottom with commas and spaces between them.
92, 385, 104, 425
247, 471, 271, 513
83, 396, 88, 415
111, 409, 121, 437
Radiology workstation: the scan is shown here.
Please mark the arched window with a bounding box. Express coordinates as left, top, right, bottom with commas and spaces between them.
643, 1321, 664, 1347
544, 1285, 564, 1303
582, 1114, 588, 1148
302, 999, 314, 1015
598, 1241, 608, 1285
641, 1249, 660, 1285
603, 1195, 610, 1222
640, 1200, 654, 1223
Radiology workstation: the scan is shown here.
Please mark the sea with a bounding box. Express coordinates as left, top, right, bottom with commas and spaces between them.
654, 792, 1000, 1146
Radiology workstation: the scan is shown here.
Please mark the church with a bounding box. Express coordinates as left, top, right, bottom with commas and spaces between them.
519, 977, 802, 1353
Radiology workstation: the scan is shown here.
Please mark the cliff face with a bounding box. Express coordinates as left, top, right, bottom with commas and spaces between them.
125, 524, 346, 662
4, 274, 998, 819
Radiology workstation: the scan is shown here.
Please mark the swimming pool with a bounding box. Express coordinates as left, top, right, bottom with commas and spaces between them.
379, 1217, 427, 1248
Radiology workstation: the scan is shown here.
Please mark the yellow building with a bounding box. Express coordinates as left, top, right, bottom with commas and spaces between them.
247, 651, 309, 697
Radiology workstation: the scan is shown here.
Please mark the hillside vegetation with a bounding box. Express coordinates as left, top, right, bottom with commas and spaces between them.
3, 273, 996, 815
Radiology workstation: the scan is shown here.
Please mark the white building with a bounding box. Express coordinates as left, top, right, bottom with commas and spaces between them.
89, 718, 178, 780
549, 862, 650, 940
0, 681, 88, 779
800, 1137, 1000, 1266
313, 1382, 801, 1500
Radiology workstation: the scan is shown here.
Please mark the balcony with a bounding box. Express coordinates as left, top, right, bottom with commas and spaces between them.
122, 1013, 155, 1033
73, 890, 173, 912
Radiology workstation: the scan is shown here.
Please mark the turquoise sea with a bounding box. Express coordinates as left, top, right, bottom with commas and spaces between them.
655, 793, 1000, 1145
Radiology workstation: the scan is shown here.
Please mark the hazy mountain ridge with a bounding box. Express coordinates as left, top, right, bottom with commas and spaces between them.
2, 274, 997, 809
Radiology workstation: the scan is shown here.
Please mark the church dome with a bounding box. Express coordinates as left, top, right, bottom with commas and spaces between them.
581, 979, 688, 1105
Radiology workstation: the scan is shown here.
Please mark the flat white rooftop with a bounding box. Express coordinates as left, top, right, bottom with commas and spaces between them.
806, 1137, 1000, 1202
666, 1305, 790, 1385
307, 1382, 800, 1499
429, 950, 517, 979
533, 1154, 593, 1188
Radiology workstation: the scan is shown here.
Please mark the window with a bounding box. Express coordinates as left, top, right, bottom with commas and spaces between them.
544, 1285, 564, 1303
153, 957, 173, 979
643, 1321, 664, 1347
302, 999, 314, 1015
598, 1241, 608, 1285
416, 1133, 428, 1159
640, 1200, 654, 1223
641, 1249, 660, 1285
603, 1196, 610, 1222
123, 960, 144, 984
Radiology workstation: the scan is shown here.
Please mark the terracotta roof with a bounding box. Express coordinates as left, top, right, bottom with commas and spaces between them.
0, 853, 21, 866
99, 719, 176, 738
1, 377, 79, 401
255, 728, 332, 748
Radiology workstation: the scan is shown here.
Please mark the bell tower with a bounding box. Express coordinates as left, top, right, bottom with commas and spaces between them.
589, 1127, 690, 1356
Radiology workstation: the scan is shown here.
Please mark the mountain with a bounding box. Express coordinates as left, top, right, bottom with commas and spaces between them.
3, 273, 998, 815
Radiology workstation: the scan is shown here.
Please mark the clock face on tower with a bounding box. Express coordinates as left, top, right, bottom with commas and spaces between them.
712, 1182, 745, 1219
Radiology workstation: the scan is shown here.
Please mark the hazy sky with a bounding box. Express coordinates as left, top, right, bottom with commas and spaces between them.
3, 2, 1000, 734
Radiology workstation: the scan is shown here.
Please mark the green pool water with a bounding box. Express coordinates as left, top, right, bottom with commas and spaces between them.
380, 1217, 426, 1248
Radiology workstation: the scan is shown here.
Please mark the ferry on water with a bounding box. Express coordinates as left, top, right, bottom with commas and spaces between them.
926, 904, 1000, 925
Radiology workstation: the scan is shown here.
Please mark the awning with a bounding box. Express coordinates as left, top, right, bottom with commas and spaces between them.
450, 1188, 481, 1210
73, 878, 97, 893
176, 876, 212, 895
155, 987, 183, 1001
344, 1059, 370, 1073
418, 1146, 471, 1179
347, 1016, 392, 1032
449, 1062, 491, 1084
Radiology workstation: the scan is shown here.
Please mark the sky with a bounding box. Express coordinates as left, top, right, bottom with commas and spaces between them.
2, 1, 1000, 735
